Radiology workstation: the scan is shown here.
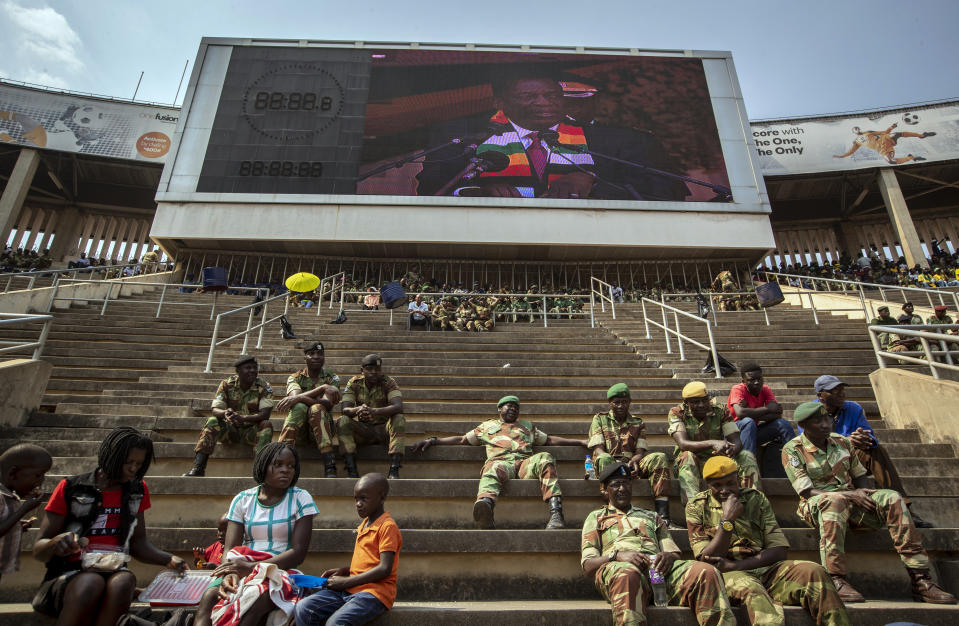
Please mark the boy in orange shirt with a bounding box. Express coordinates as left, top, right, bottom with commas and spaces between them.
294, 473, 402, 625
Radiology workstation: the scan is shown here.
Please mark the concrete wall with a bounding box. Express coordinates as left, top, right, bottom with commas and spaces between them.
870, 368, 959, 454
0, 359, 52, 428
0, 271, 173, 314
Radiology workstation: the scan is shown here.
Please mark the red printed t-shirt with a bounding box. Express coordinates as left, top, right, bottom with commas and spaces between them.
202, 541, 224, 565
726, 384, 777, 420
348, 511, 402, 609
45, 479, 151, 557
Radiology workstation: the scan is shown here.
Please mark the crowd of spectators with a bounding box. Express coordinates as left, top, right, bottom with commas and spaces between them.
0, 247, 51, 272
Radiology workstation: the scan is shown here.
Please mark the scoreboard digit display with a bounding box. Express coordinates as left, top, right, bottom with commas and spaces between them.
196, 47, 371, 194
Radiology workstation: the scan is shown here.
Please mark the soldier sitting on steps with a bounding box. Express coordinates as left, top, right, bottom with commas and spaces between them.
588, 383, 675, 527
782, 401, 956, 605
339, 354, 406, 479
184, 355, 275, 477
276, 341, 343, 477
581, 461, 737, 626
412, 395, 587, 529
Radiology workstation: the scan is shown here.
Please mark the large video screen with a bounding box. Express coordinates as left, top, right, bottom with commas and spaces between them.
196, 47, 732, 203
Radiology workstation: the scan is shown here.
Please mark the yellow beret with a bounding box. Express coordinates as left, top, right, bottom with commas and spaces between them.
682, 381, 708, 399
702, 456, 739, 480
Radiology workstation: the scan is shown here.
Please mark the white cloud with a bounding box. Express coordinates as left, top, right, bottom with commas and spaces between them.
0, 1, 83, 87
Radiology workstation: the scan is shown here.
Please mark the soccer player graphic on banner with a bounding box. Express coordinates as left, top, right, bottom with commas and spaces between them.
833, 122, 935, 165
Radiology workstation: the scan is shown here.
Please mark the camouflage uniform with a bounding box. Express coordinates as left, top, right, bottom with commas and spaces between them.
194, 375, 275, 454
667, 400, 761, 501
712, 270, 739, 312
277, 367, 341, 452
338, 375, 405, 455
588, 410, 670, 498
471, 299, 494, 331
582, 505, 736, 626
466, 418, 560, 502
686, 488, 850, 625
432, 302, 455, 330
453, 302, 474, 332
782, 432, 930, 576
927, 313, 954, 325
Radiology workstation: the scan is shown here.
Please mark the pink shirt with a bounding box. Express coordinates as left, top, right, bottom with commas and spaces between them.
726, 383, 777, 420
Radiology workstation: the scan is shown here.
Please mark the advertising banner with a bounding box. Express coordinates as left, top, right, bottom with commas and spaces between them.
752, 102, 959, 175
193, 47, 733, 203
0, 82, 179, 163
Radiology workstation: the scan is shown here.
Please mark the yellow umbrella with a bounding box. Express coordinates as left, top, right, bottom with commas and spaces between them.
285, 272, 320, 293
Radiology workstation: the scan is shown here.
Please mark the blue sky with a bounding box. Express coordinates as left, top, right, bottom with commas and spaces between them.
0, 0, 956, 119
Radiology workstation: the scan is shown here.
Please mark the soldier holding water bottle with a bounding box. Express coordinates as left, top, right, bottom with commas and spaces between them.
581, 461, 736, 626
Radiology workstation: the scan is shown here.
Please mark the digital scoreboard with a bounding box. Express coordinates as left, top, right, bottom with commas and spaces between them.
196, 47, 370, 194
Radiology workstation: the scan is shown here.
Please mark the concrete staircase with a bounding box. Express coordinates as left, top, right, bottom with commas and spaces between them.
0, 293, 957, 624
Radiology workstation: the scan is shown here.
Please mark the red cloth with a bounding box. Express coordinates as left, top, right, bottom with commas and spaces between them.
203, 541, 224, 565
45, 479, 151, 556
726, 383, 777, 420
211, 548, 300, 626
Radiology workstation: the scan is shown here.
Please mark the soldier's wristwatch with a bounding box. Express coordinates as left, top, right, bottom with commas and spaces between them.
720, 519, 734, 532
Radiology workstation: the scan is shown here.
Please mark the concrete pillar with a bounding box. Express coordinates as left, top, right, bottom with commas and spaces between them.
13, 206, 34, 250
101, 217, 120, 262
877, 168, 928, 269
90, 216, 109, 259
0, 148, 40, 246
36, 210, 58, 251
127, 220, 145, 261
48, 208, 84, 260
120, 219, 138, 262
24, 209, 48, 251
73, 214, 95, 258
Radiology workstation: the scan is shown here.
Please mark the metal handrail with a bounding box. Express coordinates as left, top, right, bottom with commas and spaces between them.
49, 278, 265, 319
0, 312, 54, 359
204, 290, 289, 373
1, 262, 167, 293
761, 270, 959, 312
314, 272, 346, 315
322, 290, 595, 328
867, 323, 959, 380
590, 277, 617, 319
641, 297, 721, 378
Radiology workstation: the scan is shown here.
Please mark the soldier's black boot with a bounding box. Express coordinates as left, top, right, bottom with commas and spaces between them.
545, 496, 565, 529
473, 497, 495, 529
182, 452, 208, 477
908, 568, 957, 604
908, 504, 934, 528
322, 453, 337, 478
387, 454, 403, 479
655, 499, 675, 527
343, 454, 359, 478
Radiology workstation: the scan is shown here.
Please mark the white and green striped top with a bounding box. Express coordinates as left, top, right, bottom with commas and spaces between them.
226, 486, 318, 555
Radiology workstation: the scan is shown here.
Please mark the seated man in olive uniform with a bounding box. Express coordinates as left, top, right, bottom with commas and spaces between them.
686, 456, 850, 625
782, 401, 955, 605
588, 383, 674, 526
276, 341, 342, 477
184, 355, 274, 477
581, 461, 736, 626
339, 354, 405, 479
667, 381, 761, 503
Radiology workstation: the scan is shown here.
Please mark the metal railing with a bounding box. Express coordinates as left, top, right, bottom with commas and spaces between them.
0, 312, 54, 359
323, 290, 596, 328
660, 287, 866, 326
315, 272, 346, 315
590, 276, 617, 319
0, 262, 166, 293
49, 278, 264, 319
641, 297, 721, 378
867, 324, 959, 380
204, 290, 290, 373
761, 271, 959, 314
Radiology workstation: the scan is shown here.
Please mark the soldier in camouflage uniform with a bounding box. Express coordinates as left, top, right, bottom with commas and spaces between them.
589, 383, 675, 526
668, 381, 762, 502
469, 296, 499, 331
276, 341, 342, 477
582, 461, 736, 626
687, 455, 850, 625
339, 354, 406, 479
432, 297, 456, 331
183, 355, 274, 477
927, 305, 957, 331
412, 395, 586, 529
453, 298, 475, 332
782, 401, 955, 604
711, 270, 739, 312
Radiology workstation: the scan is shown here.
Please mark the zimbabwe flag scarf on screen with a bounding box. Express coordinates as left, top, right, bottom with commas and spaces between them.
475, 110, 596, 192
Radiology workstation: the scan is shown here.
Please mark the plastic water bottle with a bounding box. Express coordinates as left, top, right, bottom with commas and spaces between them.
584, 455, 596, 480
649, 557, 668, 607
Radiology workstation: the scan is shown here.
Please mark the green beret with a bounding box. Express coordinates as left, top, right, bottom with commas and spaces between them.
793, 401, 827, 423
607, 383, 630, 400
497, 395, 520, 408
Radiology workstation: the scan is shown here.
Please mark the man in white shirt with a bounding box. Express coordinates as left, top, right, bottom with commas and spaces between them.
408, 294, 431, 328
